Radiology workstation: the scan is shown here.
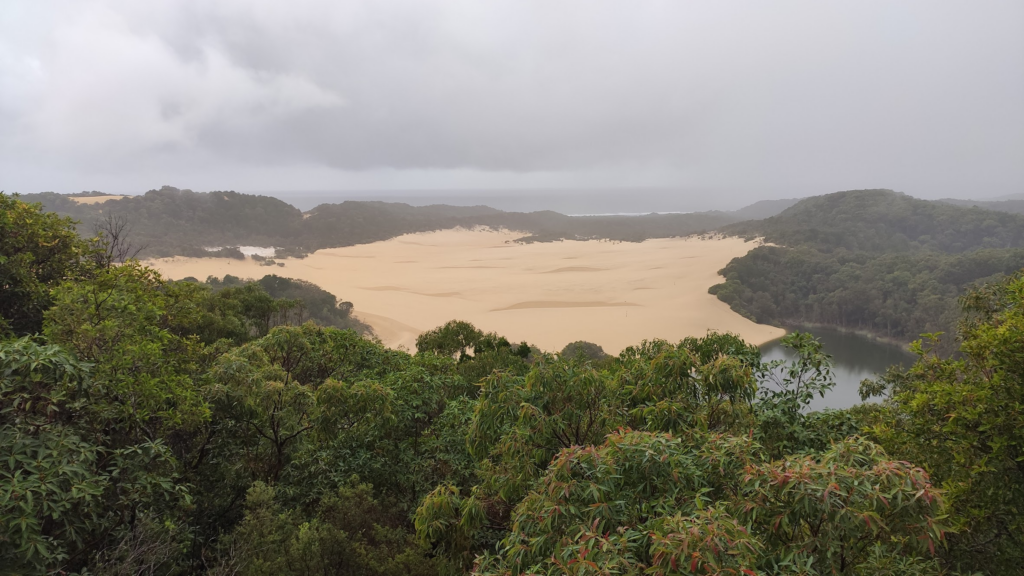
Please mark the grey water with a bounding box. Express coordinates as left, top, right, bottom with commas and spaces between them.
759, 327, 917, 410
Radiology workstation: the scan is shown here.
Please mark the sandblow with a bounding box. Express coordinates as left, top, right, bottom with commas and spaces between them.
145, 228, 784, 353
70, 195, 127, 204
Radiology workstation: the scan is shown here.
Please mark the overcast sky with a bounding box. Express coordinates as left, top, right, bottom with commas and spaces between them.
1, 1, 1021, 205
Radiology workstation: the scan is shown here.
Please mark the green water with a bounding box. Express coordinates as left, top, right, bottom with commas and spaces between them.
759, 327, 917, 410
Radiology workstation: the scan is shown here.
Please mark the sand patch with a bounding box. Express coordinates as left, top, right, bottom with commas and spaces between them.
362, 286, 464, 298
544, 267, 606, 273
70, 195, 126, 204
494, 301, 639, 311
354, 311, 421, 351
146, 229, 783, 354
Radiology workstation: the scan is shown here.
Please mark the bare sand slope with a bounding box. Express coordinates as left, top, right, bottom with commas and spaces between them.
70, 195, 127, 204
146, 229, 783, 353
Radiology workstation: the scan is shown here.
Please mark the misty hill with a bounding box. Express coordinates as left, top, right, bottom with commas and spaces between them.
723, 189, 1024, 253
992, 192, 1024, 201
712, 189, 1024, 346
938, 197, 1024, 215
24, 188, 306, 256
728, 198, 801, 220
22, 186, 747, 257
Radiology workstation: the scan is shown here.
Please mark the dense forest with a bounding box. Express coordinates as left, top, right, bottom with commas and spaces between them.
4, 192, 1024, 574
711, 189, 1024, 348
20, 186, 746, 258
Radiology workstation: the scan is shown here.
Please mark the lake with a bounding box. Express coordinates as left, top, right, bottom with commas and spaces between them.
759, 327, 917, 410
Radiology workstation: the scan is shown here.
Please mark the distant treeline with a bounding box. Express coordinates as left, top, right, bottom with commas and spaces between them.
711, 189, 1024, 348
938, 197, 1024, 215
21, 186, 747, 258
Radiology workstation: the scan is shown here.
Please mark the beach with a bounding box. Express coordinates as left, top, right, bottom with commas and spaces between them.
145, 228, 783, 353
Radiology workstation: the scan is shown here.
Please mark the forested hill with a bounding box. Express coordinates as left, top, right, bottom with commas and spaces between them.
723, 189, 1024, 253
23, 188, 306, 256
712, 189, 1024, 347
728, 197, 801, 220
22, 186, 744, 257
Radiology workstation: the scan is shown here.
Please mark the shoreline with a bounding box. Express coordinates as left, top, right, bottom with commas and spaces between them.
761, 321, 914, 353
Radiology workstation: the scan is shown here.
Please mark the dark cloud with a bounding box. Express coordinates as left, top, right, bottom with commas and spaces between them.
1, 0, 1022, 203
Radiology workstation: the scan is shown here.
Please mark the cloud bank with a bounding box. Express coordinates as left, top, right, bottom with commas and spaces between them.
1, 0, 1022, 202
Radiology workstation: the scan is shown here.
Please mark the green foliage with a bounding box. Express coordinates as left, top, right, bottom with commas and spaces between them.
201, 274, 369, 334
210, 324, 394, 484
752, 332, 861, 459
44, 262, 212, 443
559, 341, 609, 363
286, 352, 476, 512
0, 192, 92, 336
472, 359, 623, 503
0, 338, 186, 574
417, 321, 490, 359
616, 334, 760, 434
472, 431, 945, 575
0, 339, 103, 571
416, 320, 532, 385
863, 273, 1024, 572
212, 481, 439, 576
711, 245, 1024, 347
209, 281, 301, 339
417, 332, 866, 571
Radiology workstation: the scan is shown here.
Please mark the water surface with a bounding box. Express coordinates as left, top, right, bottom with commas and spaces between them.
759, 327, 916, 410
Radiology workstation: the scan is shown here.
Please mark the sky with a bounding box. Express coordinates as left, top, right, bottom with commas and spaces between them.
1, 1, 1022, 207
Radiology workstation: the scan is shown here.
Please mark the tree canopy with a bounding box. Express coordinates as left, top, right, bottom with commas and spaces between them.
1, 192, 1022, 574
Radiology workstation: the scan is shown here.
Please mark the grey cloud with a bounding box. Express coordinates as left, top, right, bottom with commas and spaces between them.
0, 0, 1021, 200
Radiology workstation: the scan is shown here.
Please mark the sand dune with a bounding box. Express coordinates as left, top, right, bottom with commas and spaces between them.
146, 228, 784, 353
493, 301, 640, 311
544, 266, 606, 273
70, 195, 127, 204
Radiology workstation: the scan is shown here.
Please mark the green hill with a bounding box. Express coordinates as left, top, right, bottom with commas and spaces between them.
23, 187, 306, 257
712, 189, 1024, 346
723, 189, 1024, 253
